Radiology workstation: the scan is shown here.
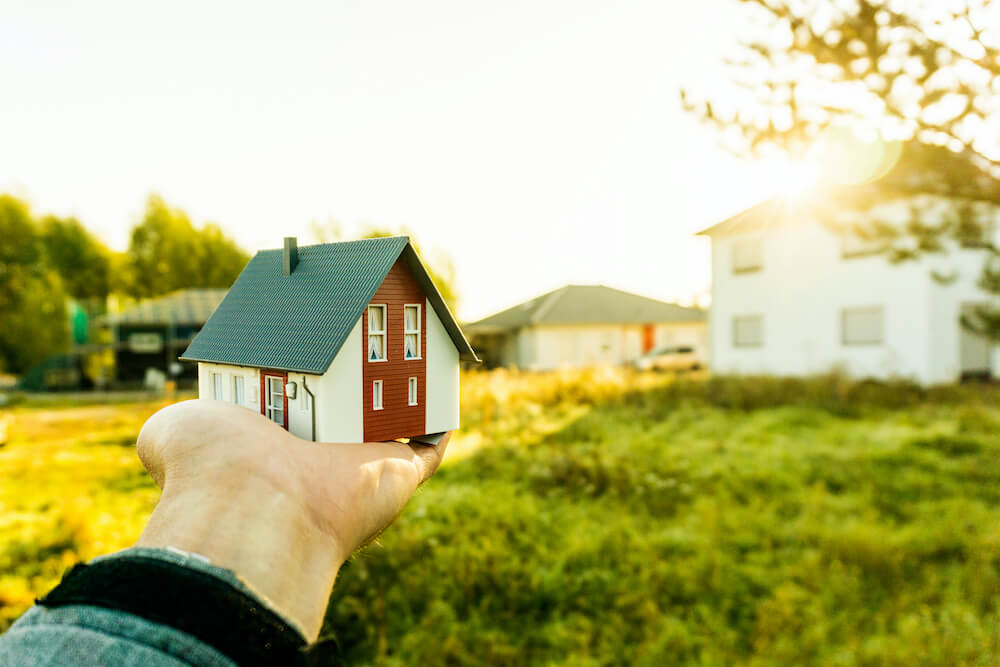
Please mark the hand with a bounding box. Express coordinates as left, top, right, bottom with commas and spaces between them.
134, 399, 449, 640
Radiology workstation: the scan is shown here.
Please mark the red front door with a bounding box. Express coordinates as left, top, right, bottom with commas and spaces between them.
260, 371, 289, 430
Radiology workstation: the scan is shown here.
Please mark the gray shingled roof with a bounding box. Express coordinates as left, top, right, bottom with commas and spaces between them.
180, 236, 477, 373
465, 285, 705, 333
106, 289, 228, 325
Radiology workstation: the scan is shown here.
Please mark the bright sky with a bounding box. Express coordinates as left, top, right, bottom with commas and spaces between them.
1, 0, 803, 321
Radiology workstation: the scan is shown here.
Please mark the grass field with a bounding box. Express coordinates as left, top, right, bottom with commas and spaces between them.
3, 372, 1000, 665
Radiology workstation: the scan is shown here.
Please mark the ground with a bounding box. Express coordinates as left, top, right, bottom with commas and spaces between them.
2, 372, 1000, 665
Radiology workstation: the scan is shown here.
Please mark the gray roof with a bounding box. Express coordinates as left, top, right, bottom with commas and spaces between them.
465, 285, 705, 333
694, 197, 819, 237
107, 289, 228, 326
180, 236, 478, 373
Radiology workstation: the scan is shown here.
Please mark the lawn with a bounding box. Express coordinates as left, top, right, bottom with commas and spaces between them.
3, 372, 1000, 665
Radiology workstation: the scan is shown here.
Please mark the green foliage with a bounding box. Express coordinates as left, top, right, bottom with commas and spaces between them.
0, 196, 70, 373
6, 374, 1000, 665
322, 371, 1000, 665
119, 195, 250, 298
37, 215, 112, 302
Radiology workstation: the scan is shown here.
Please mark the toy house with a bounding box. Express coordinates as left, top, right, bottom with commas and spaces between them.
180, 236, 478, 442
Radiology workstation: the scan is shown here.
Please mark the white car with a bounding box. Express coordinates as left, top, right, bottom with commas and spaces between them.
634, 345, 701, 372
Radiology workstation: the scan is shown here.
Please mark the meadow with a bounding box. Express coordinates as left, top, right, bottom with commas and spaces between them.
3, 371, 1000, 665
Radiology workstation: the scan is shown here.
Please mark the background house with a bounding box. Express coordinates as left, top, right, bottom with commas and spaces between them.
465, 284, 707, 370
105, 288, 226, 386
700, 196, 1000, 385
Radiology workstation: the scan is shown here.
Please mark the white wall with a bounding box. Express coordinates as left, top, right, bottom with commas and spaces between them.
197, 362, 260, 411
508, 322, 707, 371
709, 205, 997, 384
315, 316, 364, 442
425, 299, 460, 434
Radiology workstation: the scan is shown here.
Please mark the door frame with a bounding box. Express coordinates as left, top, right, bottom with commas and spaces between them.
260, 370, 289, 430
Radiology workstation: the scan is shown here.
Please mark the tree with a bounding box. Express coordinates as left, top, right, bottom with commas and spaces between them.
683, 0, 1000, 336
311, 221, 461, 314
120, 195, 250, 299
0, 196, 69, 374
38, 215, 113, 303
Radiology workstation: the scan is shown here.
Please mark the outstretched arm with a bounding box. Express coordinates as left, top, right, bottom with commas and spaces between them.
135, 399, 449, 640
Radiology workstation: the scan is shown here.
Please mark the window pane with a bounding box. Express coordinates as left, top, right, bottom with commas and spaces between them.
408, 377, 417, 405
733, 315, 763, 347
233, 377, 244, 404
373, 381, 383, 409
842, 307, 883, 345
405, 333, 418, 358
405, 306, 418, 331
369, 306, 383, 331
269, 408, 283, 424
212, 374, 223, 400
369, 334, 384, 360
732, 239, 763, 273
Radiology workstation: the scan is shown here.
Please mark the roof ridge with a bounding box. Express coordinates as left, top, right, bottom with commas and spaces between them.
529, 285, 569, 324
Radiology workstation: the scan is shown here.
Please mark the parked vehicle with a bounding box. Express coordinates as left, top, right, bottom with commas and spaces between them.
634, 346, 701, 372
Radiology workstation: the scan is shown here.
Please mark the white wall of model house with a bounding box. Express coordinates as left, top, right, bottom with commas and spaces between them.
708, 200, 1000, 384
196, 297, 460, 440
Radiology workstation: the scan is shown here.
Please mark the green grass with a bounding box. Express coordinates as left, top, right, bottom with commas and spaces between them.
324, 372, 1000, 665
4, 372, 1000, 664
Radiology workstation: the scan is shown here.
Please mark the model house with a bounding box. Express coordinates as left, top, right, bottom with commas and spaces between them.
698, 196, 999, 385
465, 285, 706, 370
180, 236, 478, 442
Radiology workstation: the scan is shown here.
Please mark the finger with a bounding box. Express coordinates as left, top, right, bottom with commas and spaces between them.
409, 431, 451, 485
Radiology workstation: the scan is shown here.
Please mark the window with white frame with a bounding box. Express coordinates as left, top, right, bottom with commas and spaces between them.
408, 377, 418, 405
732, 315, 763, 347
232, 376, 245, 405
842, 306, 884, 345
368, 305, 387, 361
373, 380, 383, 410
211, 373, 223, 400
731, 238, 763, 274
404, 304, 421, 359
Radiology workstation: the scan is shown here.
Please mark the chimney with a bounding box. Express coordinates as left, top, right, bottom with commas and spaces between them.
283, 237, 298, 275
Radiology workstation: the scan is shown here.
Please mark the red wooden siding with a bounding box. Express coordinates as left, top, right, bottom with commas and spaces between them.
362, 257, 427, 441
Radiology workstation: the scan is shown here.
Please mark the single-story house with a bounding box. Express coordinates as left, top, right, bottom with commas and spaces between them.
105, 288, 227, 385
465, 284, 707, 370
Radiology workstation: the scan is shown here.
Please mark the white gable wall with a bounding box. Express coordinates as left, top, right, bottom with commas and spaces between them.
315, 316, 364, 442
709, 206, 997, 384
425, 302, 460, 433
197, 362, 260, 410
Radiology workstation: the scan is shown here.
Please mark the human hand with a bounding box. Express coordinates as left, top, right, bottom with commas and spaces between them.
134, 399, 449, 639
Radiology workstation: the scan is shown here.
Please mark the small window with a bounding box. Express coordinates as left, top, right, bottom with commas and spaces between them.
368, 305, 387, 361
732, 315, 763, 347
232, 376, 245, 405
732, 238, 763, 274
373, 380, 383, 410
842, 306, 884, 345
211, 373, 223, 400
408, 377, 418, 405
841, 230, 886, 258
404, 304, 421, 359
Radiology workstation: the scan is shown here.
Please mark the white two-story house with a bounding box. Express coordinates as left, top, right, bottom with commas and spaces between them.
698, 195, 999, 385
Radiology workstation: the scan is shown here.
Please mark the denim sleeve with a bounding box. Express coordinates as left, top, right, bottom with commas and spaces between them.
0, 547, 296, 667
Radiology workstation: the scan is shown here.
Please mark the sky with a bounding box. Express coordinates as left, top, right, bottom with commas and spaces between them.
1, 0, 803, 321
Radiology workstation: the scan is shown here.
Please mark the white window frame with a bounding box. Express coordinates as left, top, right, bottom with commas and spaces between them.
408, 376, 418, 406
841, 306, 884, 346
368, 305, 387, 362
731, 238, 763, 274
265, 375, 285, 425
373, 380, 383, 410
403, 304, 421, 360
232, 375, 245, 405
211, 372, 223, 400
732, 315, 764, 348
